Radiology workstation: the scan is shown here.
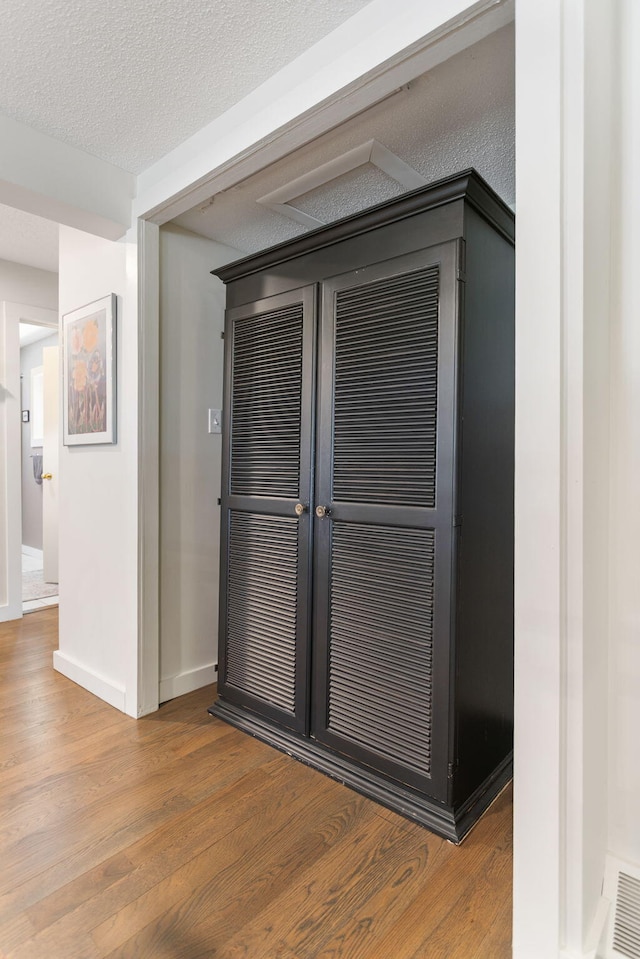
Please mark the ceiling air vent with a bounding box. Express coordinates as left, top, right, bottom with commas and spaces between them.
257, 140, 426, 229
604, 857, 640, 959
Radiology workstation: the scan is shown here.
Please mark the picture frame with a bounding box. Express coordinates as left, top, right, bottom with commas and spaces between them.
62, 294, 117, 446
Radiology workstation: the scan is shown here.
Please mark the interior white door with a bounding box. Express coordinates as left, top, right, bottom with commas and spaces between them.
42, 345, 59, 584
0, 302, 22, 621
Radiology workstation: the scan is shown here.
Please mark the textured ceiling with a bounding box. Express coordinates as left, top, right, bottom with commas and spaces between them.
295, 164, 407, 221
0, 204, 59, 273
174, 24, 515, 255
1, 0, 371, 174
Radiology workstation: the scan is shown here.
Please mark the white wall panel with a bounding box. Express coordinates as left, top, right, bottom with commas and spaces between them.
55, 225, 139, 716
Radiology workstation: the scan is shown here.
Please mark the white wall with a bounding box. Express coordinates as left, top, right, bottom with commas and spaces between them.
608, 0, 640, 868
54, 225, 140, 716
158, 225, 239, 701
20, 332, 59, 550
0, 115, 135, 240
0, 259, 57, 310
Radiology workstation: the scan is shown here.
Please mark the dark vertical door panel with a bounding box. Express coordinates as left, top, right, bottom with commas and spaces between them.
218, 286, 316, 733
327, 521, 436, 776
332, 267, 440, 507
312, 244, 460, 799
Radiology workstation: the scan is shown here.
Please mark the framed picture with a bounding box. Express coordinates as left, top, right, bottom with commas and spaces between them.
63, 294, 117, 445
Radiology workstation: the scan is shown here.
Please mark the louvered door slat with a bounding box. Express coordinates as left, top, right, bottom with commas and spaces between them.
226, 511, 298, 712
327, 522, 435, 776
230, 303, 303, 497
333, 266, 439, 507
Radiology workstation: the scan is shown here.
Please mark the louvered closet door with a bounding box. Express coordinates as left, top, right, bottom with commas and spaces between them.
218, 286, 316, 733
312, 243, 460, 800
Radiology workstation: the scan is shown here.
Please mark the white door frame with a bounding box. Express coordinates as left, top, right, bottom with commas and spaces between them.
42, 344, 60, 584
0, 303, 58, 622
137, 0, 616, 959
0, 5, 614, 953
131, 2, 613, 955
134, 0, 517, 712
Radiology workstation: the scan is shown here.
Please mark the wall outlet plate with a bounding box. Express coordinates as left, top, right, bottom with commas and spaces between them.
208, 409, 222, 434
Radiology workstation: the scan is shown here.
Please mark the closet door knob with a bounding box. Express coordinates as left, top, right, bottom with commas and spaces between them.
315, 505, 331, 518
42, 473, 53, 480
294, 503, 307, 516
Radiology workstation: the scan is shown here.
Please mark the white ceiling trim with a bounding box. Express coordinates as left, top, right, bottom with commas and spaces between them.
256, 139, 427, 228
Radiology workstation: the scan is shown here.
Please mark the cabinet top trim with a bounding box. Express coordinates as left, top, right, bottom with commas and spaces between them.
212, 168, 514, 284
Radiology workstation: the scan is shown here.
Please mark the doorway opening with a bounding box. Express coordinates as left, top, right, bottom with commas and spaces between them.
19, 316, 59, 614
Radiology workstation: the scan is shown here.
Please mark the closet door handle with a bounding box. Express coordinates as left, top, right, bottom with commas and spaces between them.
315, 505, 331, 518
42, 473, 53, 480
294, 503, 307, 516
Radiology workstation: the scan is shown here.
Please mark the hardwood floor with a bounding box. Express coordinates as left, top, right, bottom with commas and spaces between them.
0, 609, 512, 958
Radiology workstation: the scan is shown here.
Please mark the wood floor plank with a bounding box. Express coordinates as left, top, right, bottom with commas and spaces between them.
0, 608, 513, 959
373, 787, 513, 959
94, 784, 375, 957
215, 808, 438, 959
0, 730, 272, 902
308, 828, 449, 959
0, 719, 235, 844
11, 765, 288, 953
91, 772, 344, 955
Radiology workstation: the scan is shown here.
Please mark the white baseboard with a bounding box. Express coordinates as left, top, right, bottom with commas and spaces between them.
558, 895, 611, 959
22, 545, 43, 559
0, 601, 23, 623
53, 650, 126, 713
159, 662, 218, 704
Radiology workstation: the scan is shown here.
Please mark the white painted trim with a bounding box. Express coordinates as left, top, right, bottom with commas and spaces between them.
561, 0, 613, 952
6, 303, 57, 328
370, 139, 428, 188
1, 307, 58, 624
584, 896, 611, 959
513, 2, 564, 955
0, 303, 55, 623
608, 0, 640, 886
137, 219, 160, 718
21, 545, 43, 560
514, 1, 615, 957
134, 0, 514, 224
159, 663, 218, 704
0, 115, 134, 240
53, 649, 126, 713
257, 139, 426, 228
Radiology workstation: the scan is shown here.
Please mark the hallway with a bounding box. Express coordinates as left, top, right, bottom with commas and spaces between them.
0, 610, 512, 958
21, 549, 58, 614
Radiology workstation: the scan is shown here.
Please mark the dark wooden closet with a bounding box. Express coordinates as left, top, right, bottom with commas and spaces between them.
209, 169, 515, 842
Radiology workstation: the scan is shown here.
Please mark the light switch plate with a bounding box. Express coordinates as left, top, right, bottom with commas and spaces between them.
208, 409, 222, 434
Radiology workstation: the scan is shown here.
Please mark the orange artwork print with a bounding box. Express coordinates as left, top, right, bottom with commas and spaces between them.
66, 308, 108, 435
82, 319, 99, 353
